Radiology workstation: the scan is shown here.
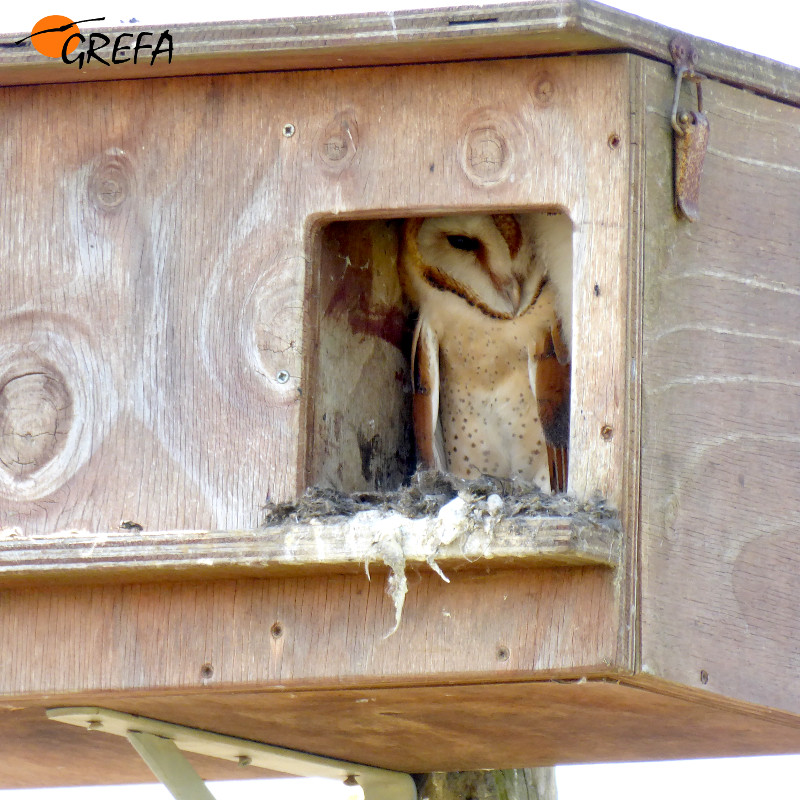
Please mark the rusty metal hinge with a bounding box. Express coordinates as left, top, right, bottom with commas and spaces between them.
670, 35, 709, 222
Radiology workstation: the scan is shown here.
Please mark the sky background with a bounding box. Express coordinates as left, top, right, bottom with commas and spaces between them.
1, 0, 799, 798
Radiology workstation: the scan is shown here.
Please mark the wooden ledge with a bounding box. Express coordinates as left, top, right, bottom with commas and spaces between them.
0, 510, 621, 585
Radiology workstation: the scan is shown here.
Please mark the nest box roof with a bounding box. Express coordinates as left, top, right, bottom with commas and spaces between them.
1, 1, 799, 105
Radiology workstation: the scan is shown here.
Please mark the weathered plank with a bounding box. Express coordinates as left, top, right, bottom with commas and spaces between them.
0, 511, 621, 584
617, 52, 647, 672
0, 2, 797, 110
639, 60, 800, 714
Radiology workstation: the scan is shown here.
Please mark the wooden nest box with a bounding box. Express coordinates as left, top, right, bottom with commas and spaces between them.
1, 0, 799, 788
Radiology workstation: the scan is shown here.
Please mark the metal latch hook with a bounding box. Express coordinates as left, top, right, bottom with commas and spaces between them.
670, 36, 704, 135
671, 67, 704, 135
670, 35, 709, 221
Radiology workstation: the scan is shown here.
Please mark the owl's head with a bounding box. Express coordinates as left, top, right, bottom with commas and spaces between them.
400, 212, 573, 352
400, 213, 540, 318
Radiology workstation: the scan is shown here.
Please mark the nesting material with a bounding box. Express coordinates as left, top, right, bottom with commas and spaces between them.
263, 472, 620, 634
263, 471, 617, 523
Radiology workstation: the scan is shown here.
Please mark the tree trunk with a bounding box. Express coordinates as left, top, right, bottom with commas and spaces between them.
415, 768, 557, 800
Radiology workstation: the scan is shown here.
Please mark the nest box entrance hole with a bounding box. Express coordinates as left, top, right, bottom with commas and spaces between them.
304, 212, 573, 495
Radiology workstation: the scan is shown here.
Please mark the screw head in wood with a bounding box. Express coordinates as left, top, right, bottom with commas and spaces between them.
282, 123, 296, 137
276, 370, 290, 384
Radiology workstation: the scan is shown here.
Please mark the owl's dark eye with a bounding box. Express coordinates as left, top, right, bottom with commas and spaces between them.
446, 234, 481, 252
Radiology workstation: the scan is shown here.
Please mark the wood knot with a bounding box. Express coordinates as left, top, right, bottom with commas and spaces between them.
317, 111, 359, 171
89, 151, 133, 212
459, 110, 518, 187
0, 366, 72, 479
533, 75, 556, 107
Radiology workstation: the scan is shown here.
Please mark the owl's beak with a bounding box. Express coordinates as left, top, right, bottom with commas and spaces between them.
492, 274, 523, 314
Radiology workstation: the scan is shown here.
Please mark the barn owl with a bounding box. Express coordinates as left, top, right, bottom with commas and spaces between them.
399, 212, 572, 492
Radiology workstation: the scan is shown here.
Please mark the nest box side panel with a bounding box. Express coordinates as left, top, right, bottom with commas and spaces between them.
640, 61, 800, 714
0, 78, 305, 532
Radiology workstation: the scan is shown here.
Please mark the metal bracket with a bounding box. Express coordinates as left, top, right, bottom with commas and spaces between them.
47, 707, 417, 800
670, 35, 709, 221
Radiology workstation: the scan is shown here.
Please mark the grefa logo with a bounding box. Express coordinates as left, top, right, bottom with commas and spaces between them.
15, 15, 173, 69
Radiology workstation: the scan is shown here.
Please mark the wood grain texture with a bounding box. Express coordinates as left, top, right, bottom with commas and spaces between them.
639, 61, 800, 713
0, 54, 632, 536
0, 2, 797, 110
618, 53, 646, 672
0, 77, 305, 530
4, 679, 800, 788
0, 569, 617, 696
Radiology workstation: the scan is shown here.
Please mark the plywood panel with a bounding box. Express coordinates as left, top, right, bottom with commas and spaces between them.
0, 54, 632, 536
0, 78, 305, 531
4, 679, 800, 788
0, 568, 617, 696
640, 61, 800, 713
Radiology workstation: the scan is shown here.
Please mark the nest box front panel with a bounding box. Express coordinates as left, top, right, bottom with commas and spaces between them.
0, 55, 633, 540
0, 79, 306, 532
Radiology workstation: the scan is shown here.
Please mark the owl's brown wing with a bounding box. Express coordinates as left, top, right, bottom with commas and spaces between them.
410, 316, 444, 471
534, 321, 571, 493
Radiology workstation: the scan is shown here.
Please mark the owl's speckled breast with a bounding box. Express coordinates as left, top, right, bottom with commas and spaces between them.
400, 212, 570, 492
436, 312, 552, 487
